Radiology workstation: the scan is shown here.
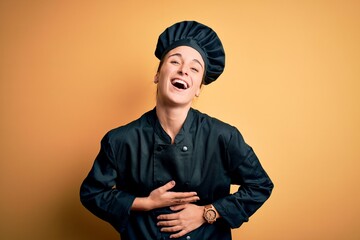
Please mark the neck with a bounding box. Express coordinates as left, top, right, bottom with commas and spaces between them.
155, 104, 190, 144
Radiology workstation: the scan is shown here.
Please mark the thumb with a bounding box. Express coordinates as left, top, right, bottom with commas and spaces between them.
160, 180, 176, 192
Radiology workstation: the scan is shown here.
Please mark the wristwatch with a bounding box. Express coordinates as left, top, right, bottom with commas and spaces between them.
203, 204, 217, 224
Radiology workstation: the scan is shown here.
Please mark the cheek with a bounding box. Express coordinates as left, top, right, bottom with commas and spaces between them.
194, 74, 203, 88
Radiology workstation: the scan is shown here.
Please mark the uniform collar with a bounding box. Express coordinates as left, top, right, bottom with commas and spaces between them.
149, 107, 195, 144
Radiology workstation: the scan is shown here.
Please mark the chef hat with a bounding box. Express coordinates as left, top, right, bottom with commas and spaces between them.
155, 21, 225, 85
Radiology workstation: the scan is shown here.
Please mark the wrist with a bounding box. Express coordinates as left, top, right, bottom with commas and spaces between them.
131, 197, 153, 211
203, 204, 220, 224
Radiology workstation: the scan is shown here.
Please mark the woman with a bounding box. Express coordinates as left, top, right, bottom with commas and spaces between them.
80, 21, 274, 240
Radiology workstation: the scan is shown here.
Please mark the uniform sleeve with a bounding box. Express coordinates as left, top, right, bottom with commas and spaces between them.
213, 127, 274, 228
79, 133, 136, 233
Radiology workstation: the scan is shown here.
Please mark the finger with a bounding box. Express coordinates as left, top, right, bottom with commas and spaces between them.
157, 212, 178, 220
171, 191, 198, 198
159, 180, 176, 192
172, 198, 187, 205
170, 204, 187, 211
170, 230, 188, 238
172, 196, 199, 205
160, 225, 182, 233
157, 219, 179, 227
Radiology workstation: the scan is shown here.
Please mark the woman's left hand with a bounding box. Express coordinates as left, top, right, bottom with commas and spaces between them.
157, 203, 206, 238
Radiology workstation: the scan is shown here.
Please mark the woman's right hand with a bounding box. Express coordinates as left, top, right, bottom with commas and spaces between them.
131, 180, 200, 211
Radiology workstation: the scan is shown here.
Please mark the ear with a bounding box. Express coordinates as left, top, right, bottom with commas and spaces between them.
154, 73, 159, 84
195, 87, 201, 97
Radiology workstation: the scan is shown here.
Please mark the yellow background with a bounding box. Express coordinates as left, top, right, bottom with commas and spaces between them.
1, 1, 359, 239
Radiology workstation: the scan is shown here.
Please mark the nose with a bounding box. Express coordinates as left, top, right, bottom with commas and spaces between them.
178, 64, 189, 76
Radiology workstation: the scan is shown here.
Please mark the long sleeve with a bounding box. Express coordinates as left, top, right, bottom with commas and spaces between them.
79, 109, 273, 239
213, 127, 274, 228
80, 134, 136, 233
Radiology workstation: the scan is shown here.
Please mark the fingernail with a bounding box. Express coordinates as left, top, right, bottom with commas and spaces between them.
171, 180, 175, 185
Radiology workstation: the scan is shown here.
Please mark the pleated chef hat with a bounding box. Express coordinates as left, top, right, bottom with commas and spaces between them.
155, 21, 225, 85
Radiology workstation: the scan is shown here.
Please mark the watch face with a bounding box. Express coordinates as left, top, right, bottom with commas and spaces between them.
205, 209, 216, 220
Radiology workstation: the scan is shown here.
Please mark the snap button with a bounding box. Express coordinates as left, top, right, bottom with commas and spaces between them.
182, 146, 188, 152
186, 236, 191, 240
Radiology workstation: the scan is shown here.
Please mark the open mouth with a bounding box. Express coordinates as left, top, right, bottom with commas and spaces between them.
171, 79, 189, 90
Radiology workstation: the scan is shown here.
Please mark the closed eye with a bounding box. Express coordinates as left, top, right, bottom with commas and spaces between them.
191, 67, 199, 73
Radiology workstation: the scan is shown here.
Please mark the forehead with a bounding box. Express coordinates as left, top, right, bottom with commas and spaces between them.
166, 46, 205, 65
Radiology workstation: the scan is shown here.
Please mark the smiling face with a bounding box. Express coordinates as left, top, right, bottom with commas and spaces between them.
154, 46, 205, 108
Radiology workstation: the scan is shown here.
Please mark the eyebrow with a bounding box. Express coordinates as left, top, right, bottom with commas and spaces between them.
168, 53, 204, 69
